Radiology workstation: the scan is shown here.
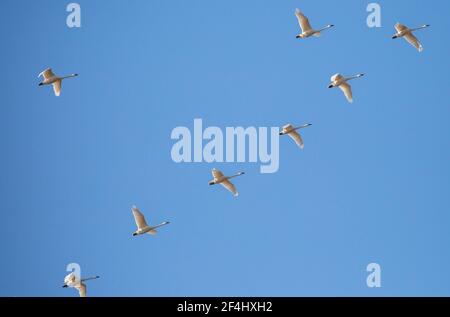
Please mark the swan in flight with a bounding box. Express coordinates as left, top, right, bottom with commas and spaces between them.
209, 169, 244, 197
392, 23, 430, 52
328, 73, 364, 103
295, 8, 334, 39
279, 123, 312, 149
38, 68, 78, 96
62, 272, 99, 297
131, 205, 170, 236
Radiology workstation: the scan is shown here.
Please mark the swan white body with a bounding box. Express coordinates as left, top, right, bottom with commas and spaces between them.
392, 23, 430, 52
131, 205, 170, 236
295, 8, 334, 39
279, 123, 312, 149
38, 68, 78, 96
62, 272, 99, 297
209, 169, 244, 197
328, 73, 364, 103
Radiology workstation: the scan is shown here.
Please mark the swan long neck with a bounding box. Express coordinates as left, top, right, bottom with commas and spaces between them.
153, 221, 170, 229
81, 276, 99, 282
346, 74, 364, 81
410, 25, 430, 32
61, 74, 78, 80
294, 124, 312, 130
318, 25, 333, 32
227, 172, 244, 180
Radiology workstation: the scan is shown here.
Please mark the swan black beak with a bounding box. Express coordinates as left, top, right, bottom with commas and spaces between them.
62, 285, 68, 288
392, 35, 398, 39
296, 35, 301, 39
38, 83, 43, 86
132, 233, 137, 236
279, 132, 283, 135
209, 181, 215, 185
328, 84, 333, 88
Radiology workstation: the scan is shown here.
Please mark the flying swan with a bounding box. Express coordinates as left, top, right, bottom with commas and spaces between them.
328, 73, 364, 103
38, 68, 78, 96
295, 8, 334, 39
131, 205, 170, 236
209, 169, 245, 197
279, 123, 312, 149
392, 23, 430, 52
62, 272, 99, 297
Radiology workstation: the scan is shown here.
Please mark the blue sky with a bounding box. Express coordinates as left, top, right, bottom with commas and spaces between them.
1, 0, 450, 296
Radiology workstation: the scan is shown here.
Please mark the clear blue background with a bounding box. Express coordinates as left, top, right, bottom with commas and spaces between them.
0, 0, 449, 296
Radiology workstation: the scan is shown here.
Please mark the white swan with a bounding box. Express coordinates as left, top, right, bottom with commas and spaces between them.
62, 272, 99, 297
209, 169, 244, 197
328, 73, 364, 103
279, 123, 312, 149
132, 205, 170, 236
392, 23, 430, 52
38, 68, 78, 96
295, 8, 334, 39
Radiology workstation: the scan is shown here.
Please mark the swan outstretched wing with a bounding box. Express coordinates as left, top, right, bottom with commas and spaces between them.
212, 168, 224, 181
38, 68, 55, 79
282, 124, 294, 133
76, 283, 87, 297
53, 80, 61, 96
404, 33, 423, 51
295, 9, 313, 33
132, 206, 149, 230
339, 82, 353, 103
331, 73, 343, 82
221, 180, 238, 196
395, 23, 408, 33
287, 130, 304, 149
